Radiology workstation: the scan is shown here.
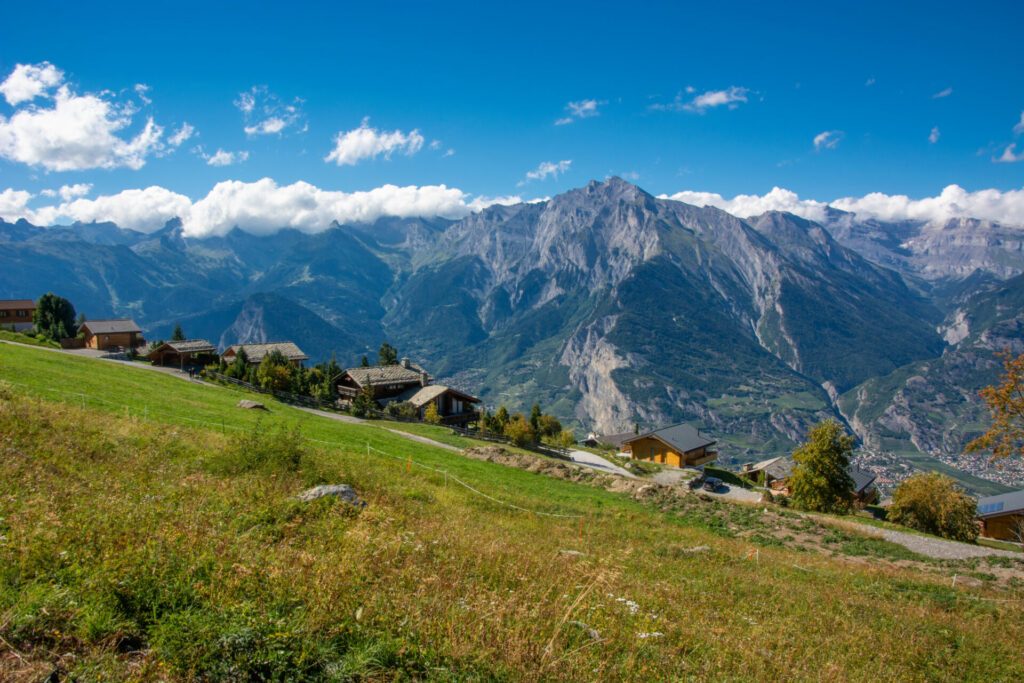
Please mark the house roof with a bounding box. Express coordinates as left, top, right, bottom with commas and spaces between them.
389, 383, 480, 408
849, 465, 877, 494
81, 319, 142, 334
745, 456, 794, 481
594, 432, 636, 449
624, 423, 716, 454
977, 489, 1024, 518
150, 339, 216, 354
225, 342, 308, 363
0, 299, 34, 310
343, 362, 428, 387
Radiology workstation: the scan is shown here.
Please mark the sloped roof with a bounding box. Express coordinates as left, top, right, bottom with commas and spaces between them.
0, 299, 34, 310
390, 383, 480, 408
624, 423, 716, 454
344, 362, 428, 387
977, 489, 1024, 518
82, 319, 142, 334
849, 465, 877, 494
225, 342, 308, 363
745, 456, 794, 481
595, 432, 636, 449
152, 339, 216, 354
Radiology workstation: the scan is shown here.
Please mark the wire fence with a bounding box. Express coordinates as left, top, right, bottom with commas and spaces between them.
2, 378, 585, 520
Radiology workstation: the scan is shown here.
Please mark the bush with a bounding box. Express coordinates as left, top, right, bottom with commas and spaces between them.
385, 401, 419, 419
351, 386, 376, 418
424, 402, 441, 424
503, 415, 536, 446
887, 472, 979, 542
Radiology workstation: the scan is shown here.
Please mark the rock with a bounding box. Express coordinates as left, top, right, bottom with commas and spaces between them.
559, 549, 586, 557
296, 484, 365, 507
237, 400, 267, 410
569, 620, 601, 641
680, 545, 711, 555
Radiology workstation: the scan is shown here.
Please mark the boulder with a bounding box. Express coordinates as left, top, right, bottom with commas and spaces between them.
296, 484, 365, 507
237, 400, 267, 410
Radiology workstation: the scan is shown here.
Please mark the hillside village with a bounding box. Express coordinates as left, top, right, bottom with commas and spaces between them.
4, 293, 1024, 548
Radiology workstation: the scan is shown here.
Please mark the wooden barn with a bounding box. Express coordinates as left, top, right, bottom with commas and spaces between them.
147, 339, 218, 369
622, 423, 717, 468
80, 319, 144, 351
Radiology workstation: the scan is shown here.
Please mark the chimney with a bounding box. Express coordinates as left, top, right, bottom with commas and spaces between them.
420, 370, 429, 387
400, 357, 410, 368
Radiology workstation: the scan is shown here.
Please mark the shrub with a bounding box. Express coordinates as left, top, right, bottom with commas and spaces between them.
423, 402, 441, 424
385, 401, 418, 419
503, 415, 536, 446
887, 472, 979, 542
351, 385, 376, 418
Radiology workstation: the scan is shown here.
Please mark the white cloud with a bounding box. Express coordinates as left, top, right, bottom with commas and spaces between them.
813, 130, 843, 151
661, 184, 1024, 226
168, 122, 195, 147
235, 86, 305, 137
995, 143, 1024, 164
865, 77, 876, 87
929, 126, 940, 144
0, 62, 63, 105
0, 63, 168, 171
932, 87, 953, 99
324, 117, 425, 166
40, 183, 93, 201
203, 148, 249, 166
1014, 111, 1024, 136
521, 160, 571, 184
0, 188, 34, 220
134, 83, 152, 105
555, 99, 604, 125
651, 86, 749, 113
5, 179, 534, 235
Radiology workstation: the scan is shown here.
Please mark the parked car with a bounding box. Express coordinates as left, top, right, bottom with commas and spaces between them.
702, 476, 724, 493
688, 475, 705, 490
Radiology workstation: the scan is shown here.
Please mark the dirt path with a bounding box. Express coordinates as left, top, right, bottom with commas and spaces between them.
568, 450, 636, 478
871, 526, 1020, 560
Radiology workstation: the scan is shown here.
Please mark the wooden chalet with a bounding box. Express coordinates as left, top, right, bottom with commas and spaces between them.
743, 456, 879, 503
0, 299, 36, 332
622, 423, 717, 468
977, 490, 1024, 541
581, 431, 636, 450
337, 357, 481, 426
222, 342, 308, 367
147, 339, 218, 369
80, 319, 144, 351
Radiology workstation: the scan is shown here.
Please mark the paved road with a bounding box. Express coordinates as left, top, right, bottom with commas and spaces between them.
568, 450, 637, 478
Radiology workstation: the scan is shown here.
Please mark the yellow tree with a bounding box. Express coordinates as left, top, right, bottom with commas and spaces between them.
967, 351, 1024, 462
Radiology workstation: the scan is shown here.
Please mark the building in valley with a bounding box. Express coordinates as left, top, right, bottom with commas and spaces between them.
79, 319, 144, 351
0, 299, 36, 332
222, 342, 308, 367
977, 490, 1024, 542
336, 357, 480, 426
622, 423, 717, 468
147, 339, 218, 369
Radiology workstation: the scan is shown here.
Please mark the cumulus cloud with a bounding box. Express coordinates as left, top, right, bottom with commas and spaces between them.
0, 63, 169, 171
995, 144, 1024, 164
555, 99, 604, 125
324, 117, 425, 166
520, 160, 571, 185
651, 86, 749, 113
0, 62, 63, 105
929, 126, 940, 144
168, 122, 195, 147
932, 87, 953, 99
0, 188, 34, 220
202, 148, 249, 166
813, 130, 843, 151
40, 183, 92, 201
235, 86, 305, 137
2, 179, 539, 235
661, 184, 1024, 226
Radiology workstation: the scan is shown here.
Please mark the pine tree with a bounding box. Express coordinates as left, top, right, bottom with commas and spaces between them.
171, 324, 186, 341
378, 342, 398, 366
529, 403, 542, 432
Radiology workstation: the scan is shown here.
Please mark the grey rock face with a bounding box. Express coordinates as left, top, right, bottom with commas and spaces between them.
296, 484, 365, 506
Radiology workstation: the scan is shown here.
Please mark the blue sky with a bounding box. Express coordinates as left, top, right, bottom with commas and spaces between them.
1, 0, 1023, 234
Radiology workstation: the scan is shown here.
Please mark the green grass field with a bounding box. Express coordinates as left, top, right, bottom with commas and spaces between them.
2, 342, 1024, 681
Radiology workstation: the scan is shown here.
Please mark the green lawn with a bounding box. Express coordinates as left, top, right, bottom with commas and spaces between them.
2, 342, 1024, 681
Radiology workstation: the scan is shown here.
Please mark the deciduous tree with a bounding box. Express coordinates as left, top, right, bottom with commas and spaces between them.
789, 420, 855, 513
33, 293, 77, 341
967, 350, 1024, 463
424, 402, 442, 424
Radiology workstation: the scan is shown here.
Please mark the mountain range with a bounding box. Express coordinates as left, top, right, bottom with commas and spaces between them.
3, 177, 1022, 491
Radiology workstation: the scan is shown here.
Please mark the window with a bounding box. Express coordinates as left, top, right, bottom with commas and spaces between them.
16, 310, 27, 317
0, 311, 7, 318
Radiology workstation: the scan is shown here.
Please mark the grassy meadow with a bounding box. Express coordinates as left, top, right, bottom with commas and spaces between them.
1, 342, 1023, 681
